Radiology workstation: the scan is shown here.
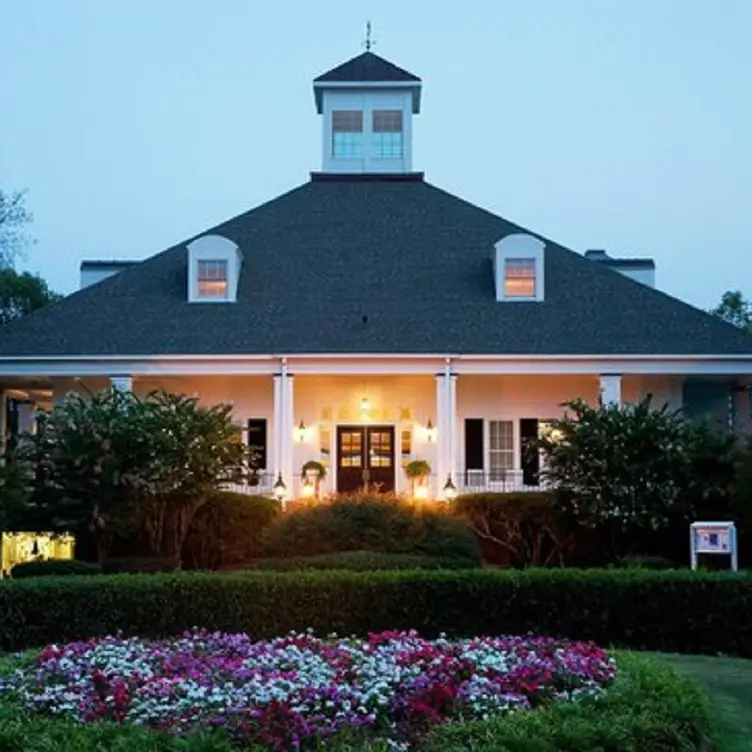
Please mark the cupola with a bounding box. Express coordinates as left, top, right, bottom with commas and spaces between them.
313, 49, 421, 174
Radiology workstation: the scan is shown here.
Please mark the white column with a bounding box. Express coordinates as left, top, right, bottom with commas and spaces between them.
599, 374, 622, 406
448, 374, 458, 481
110, 375, 133, 392
283, 374, 295, 493
435, 374, 447, 491
272, 374, 283, 478
17, 402, 36, 434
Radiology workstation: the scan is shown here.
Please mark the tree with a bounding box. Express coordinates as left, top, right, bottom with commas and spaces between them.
711, 291, 752, 333
537, 397, 737, 558
12, 388, 248, 563
0, 268, 62, 324
0, 190, 34, 267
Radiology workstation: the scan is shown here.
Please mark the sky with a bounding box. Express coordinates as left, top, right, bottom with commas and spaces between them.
1, 0, 751, 310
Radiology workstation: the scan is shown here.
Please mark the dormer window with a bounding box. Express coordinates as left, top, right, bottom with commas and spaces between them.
493, 234, 545, 302
504, 258, 536, 297
187, 234, 242, 303
332, 110, 363, 158
373, 110, 403, 158
197, 259, 229, 299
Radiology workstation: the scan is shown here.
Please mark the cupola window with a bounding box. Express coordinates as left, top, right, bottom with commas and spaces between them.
372, 110, 403, 158
332, 110, 363, 158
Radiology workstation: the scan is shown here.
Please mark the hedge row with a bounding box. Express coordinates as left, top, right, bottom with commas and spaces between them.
0, 652, 715, 751
0, 568, 750, 655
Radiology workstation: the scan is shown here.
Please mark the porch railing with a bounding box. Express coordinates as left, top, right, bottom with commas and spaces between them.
453, 469, 550, 494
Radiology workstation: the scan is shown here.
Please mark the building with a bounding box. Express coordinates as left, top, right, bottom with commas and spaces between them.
1, 50, 751, 499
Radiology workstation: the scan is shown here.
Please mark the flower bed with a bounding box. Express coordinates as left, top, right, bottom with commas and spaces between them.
0, 630, 616, 750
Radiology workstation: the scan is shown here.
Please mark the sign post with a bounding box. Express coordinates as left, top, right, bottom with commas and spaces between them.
690, 521, 737, 572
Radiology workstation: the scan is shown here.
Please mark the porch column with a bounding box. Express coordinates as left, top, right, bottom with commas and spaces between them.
599, 374, 622, 406
283, 374, 295, 494
435, 374, 447, 492
272, 374, 283, 479
448, 374, 458, 482
110, 375, 133, 392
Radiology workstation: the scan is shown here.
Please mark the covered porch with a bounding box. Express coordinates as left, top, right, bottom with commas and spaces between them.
3, 354, 747, 500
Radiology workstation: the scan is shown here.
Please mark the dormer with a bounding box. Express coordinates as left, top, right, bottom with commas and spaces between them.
187, 234, 242, 303
493, 234, 546, 302
313, 51, 422, 174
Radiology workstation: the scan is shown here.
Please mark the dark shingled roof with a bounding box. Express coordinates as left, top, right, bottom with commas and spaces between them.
1, 174, 751, 357
314, 52, 420, 83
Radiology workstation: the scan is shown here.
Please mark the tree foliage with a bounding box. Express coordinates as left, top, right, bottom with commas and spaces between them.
0, 189, 33, 266
11, 388, 247, 562
0, 267, 62, 324
537, 397, 737, 545
711, 290, 752, 333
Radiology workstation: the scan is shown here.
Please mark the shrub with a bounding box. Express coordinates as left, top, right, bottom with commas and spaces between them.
260, 493, 481, 564
248, 551, 479, 571
1, 568, 752, 656
182, 492, 281, 570
452, 492, 575, 566
423, 652, 714, 752
10, 559, 101, 579
101, 557, 179, 574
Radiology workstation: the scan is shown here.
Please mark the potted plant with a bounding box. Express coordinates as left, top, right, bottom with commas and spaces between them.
301, 460, 327, 498
405, 459, 431, 499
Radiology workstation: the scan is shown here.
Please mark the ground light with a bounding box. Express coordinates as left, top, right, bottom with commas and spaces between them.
442, 474, 457, 500
272, 473, 287, 501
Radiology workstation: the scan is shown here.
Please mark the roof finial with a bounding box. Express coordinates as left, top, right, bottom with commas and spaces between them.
362, 20, 376, 51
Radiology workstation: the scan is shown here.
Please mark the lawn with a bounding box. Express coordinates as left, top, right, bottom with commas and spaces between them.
657, 653, 752, 751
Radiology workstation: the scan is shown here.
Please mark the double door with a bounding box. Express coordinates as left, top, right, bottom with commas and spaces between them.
336, 425, 395, 493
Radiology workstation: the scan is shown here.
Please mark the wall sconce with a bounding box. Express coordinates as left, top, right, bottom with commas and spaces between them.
296, 420, 308, 443
442, 474, 457, 501
273, 473, 287, 501
425, 419, 436, 443
360, 397, 370, 414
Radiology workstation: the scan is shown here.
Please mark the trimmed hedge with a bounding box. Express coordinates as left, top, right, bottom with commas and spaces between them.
0, 568, 751, 656
260, 493, 482, 564
0, 651, 715, 751
248, 551, 479, 571
423, 652, 715, 751
10, 559, 102, 579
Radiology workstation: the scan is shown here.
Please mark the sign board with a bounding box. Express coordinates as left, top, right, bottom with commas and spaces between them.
690, 521, 737, 571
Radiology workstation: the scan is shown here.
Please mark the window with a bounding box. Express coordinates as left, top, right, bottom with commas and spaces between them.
332, 110, 363, 158
247, 419, 267, 469
504, 258, 536, 297
372, 110, 403, 158
197, 260, 228, 299
489, 420, 514, 481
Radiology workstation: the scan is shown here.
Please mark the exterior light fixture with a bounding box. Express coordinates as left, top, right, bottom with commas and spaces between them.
413, 485, 429, 501
360, 397, 370, 414
273, 473, 287, 501
300, 476, 315, 499
296, 420, 307, 443
442, 474, 457, 501
425, 419, 436, 442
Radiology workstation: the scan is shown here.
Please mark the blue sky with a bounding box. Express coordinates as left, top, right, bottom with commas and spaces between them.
1, 0, 750, 309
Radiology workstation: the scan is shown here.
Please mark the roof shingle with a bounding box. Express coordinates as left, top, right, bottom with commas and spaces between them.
1, 174, 750, 357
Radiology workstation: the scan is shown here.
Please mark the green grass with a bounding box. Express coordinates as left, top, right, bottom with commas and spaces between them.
657, 653, 752, 752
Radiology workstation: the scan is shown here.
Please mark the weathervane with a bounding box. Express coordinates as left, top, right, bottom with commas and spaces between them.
363, 20, 376, 51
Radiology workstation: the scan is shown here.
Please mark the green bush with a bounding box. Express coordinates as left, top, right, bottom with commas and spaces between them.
182, 492, 281, 570
248, 550, 479, 571
452, 492, 575, 566
10, 559, 102, 579
423, 652, 714, 751
1, 568, 752, 656
260, 493, 481, 564
102, 557, 179, 574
